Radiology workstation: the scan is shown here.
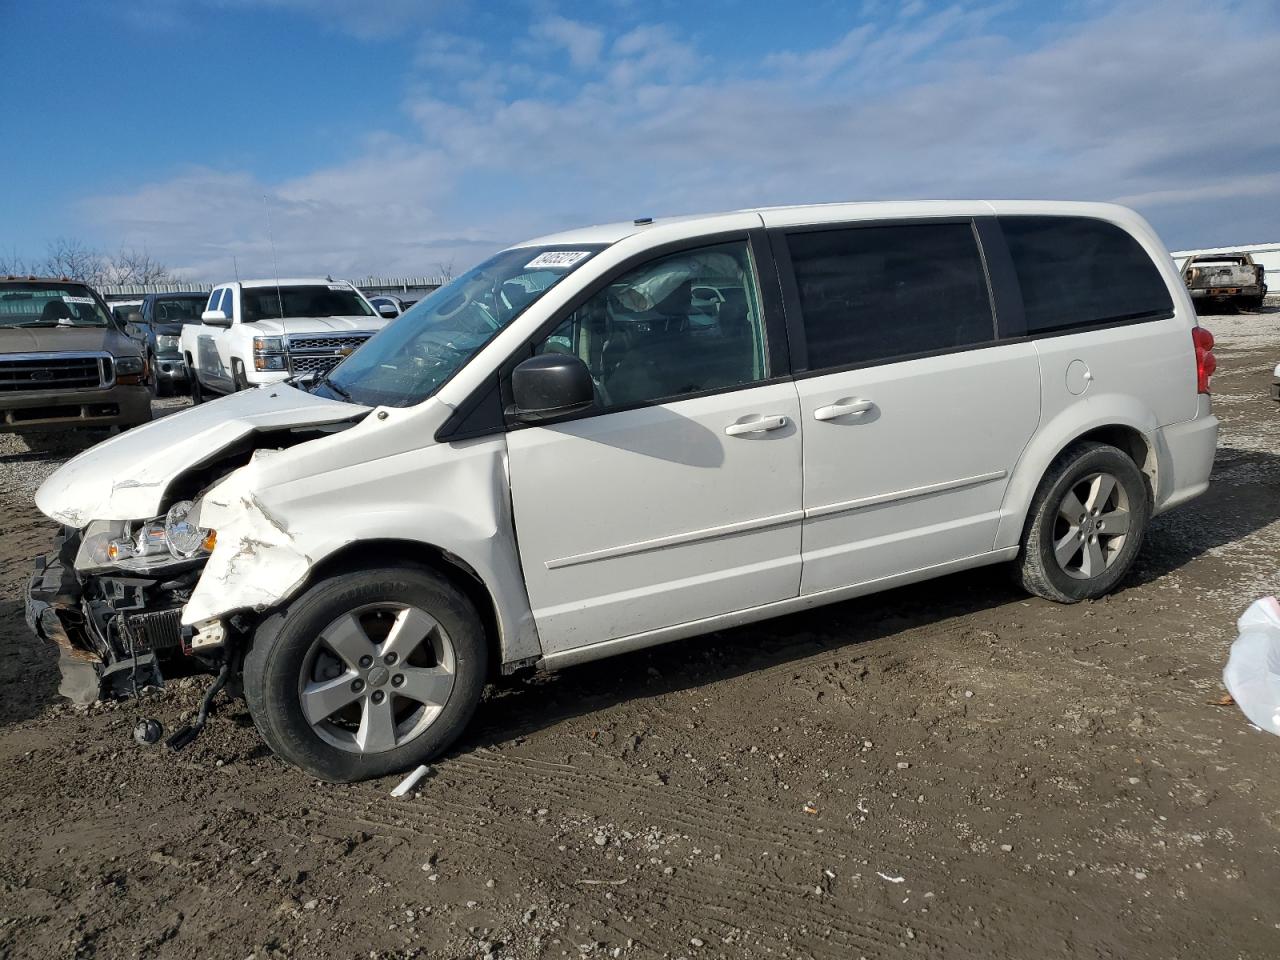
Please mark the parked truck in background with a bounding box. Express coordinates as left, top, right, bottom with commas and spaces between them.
180, 278, 394, 402
1181, 252, 1267, 312
0, 277, 151, 444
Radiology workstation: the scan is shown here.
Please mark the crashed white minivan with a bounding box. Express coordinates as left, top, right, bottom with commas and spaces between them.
27, 201, 1219, 780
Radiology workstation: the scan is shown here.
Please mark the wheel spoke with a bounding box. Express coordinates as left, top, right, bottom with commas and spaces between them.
1058, 490, 1087, 524
320, 612, 373, 670
1054, 529, 1083, 568
381, 607, 439, 662
1097, 507, 1131, 536
395, 665, 454, 707
1080, 537, 1107, 577
356, 696, 398, 752
1085, 474, 1117, 513
301, 674, 362, 724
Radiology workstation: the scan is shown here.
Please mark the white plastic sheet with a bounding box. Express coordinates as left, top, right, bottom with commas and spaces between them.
1223, 597, 1280, 736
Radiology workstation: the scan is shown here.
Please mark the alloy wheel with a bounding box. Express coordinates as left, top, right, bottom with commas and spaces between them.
298, 602, 457, 754
1052, 471, 1132, 580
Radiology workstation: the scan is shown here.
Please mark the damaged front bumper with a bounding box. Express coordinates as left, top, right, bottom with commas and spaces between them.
25, 528, 216, 702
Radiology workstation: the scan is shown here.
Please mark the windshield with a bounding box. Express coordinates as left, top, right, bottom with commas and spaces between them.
242, 285, 374, 321
153, 295, 208, 323
315, 245, 603, 407
0, 283, 112, 328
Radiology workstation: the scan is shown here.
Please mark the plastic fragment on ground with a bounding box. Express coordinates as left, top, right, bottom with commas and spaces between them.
1222, 597, 1280, 736
391, 764, 431, 797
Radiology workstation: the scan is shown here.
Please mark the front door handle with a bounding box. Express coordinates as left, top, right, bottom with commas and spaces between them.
814, 398, 875, 421
725, 414, 789, 436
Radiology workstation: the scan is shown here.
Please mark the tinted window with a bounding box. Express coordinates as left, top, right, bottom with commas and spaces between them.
207, 289, 221, 313
241, 285, 373, 321
1000, 216, 1173, 334
219, 288, 234, 317
152, 295, 207, 323
787, 222, 995, 370
533, 241, 769, 409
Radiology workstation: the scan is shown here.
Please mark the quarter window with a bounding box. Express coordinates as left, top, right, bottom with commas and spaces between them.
1000, 216, 1173, 334
533, 241, 769, 409
786, 222, 996, 370
219, 288, 234, 318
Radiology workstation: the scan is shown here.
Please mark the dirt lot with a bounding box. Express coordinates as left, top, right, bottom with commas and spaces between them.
2, 313, 1279, 960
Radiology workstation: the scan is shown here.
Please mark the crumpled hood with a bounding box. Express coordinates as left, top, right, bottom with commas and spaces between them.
35, 385, 369, 527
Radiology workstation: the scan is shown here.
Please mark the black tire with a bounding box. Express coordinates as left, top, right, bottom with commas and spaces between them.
232, 359, 249, 392
243, 565, 488, 782
189, 361, 206, 405
146, 354, 159, 397
1016, 441, 1151, 603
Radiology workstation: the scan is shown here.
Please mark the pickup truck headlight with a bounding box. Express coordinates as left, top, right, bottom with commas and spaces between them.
253, 337, 285, 353
164, 500, 217, 559
156, 334, 181, 352
253, 336, 287, 371
114, 356, 144, 376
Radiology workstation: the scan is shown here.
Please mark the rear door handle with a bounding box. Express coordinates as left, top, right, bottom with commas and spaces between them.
725, 414, 789, 436
814, 398, 875, 421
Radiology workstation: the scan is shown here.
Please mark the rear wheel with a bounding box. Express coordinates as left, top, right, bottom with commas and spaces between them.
1016, 442, 1151, 603
244, 566, 488, 782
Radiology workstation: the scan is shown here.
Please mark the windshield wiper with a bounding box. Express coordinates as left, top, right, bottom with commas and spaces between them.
313, 371, 352, 401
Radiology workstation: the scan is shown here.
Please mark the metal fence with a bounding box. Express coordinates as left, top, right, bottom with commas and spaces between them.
97, 276, 445, 299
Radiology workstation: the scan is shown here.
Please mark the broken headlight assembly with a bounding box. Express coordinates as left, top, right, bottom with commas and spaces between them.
76, 500, 217, 574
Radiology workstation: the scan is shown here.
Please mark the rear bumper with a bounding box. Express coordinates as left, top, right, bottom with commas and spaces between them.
1189, 285, 1263, 299
1154, 400, 1219, 514
0, 384, 152, 433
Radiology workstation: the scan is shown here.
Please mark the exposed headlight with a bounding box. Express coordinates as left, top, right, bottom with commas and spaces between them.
165, 500, 217, 559
114, 356, 145, 376
156, 334, 181, 351
253, 336, 284, 354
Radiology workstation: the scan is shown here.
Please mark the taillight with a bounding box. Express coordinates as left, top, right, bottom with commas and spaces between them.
1192, 326, 1216, 394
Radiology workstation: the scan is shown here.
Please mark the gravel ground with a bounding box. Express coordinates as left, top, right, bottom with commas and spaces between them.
0, 312, 1278, 960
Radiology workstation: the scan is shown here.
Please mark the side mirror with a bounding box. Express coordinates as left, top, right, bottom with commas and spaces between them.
124, 323, 144, 339
201, 309, 231, 327
510, 354, 595, 423
377, 302, 399, 318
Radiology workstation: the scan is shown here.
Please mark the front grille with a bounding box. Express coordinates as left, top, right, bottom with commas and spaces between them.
284, 332, 373, 377
124, 607, 183, 652
287, 333, 371, 352
0, 353, 111, 392
290, 354, 345, 375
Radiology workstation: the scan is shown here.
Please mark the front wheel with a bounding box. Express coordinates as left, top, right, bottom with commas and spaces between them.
189, 365, 206, 404
243, 566, 488, 782
1016, 442, 1151, 603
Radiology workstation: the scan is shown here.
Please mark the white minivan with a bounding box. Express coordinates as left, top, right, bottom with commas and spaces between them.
29, 201, 1218, 780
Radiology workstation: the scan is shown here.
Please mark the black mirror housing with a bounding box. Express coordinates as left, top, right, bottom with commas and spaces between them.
511, 354, 595, 422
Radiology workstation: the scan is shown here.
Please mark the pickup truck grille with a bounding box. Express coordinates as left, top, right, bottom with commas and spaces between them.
0, 352, 112, 392
285, 333, 373, 376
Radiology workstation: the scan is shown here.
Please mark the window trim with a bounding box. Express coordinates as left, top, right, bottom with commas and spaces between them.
772, 216, 1005, 379
435, 228, 791, 441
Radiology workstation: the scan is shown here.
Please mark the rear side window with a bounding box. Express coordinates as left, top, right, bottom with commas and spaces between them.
786, 222, 995, 370
1000, 216, 1173, 334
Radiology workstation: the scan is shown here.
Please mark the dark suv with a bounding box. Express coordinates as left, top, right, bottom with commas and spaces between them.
124, 292, 208, 395
0, 277, 152, 437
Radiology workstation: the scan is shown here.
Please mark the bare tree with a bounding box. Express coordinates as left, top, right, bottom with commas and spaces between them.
0, 248, 28, 276
41, 237, 106, 283
435, 257, 456, 284
103, 248, 173, 285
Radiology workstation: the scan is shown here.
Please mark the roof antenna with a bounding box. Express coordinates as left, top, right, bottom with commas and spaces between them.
263, 194, 284, 319
232, 254, 240, 283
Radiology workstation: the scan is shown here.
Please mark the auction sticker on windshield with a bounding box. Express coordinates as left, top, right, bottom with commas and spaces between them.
525, 251, 592, 269
62, 296, 96, 305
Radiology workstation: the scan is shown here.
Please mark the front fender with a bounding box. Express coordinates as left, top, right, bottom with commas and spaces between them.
183, 436, 541, 666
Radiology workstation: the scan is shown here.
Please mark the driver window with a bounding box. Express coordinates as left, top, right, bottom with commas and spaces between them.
534, 241, 768, 409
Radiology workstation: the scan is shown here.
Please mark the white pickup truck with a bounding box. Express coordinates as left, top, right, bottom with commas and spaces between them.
181, 278, 394, 401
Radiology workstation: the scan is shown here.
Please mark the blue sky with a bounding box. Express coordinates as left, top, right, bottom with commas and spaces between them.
5, 0, 1279, 280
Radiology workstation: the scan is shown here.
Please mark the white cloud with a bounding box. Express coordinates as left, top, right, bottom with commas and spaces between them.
531, 15, 605, 69
83, 1, 1280, 279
